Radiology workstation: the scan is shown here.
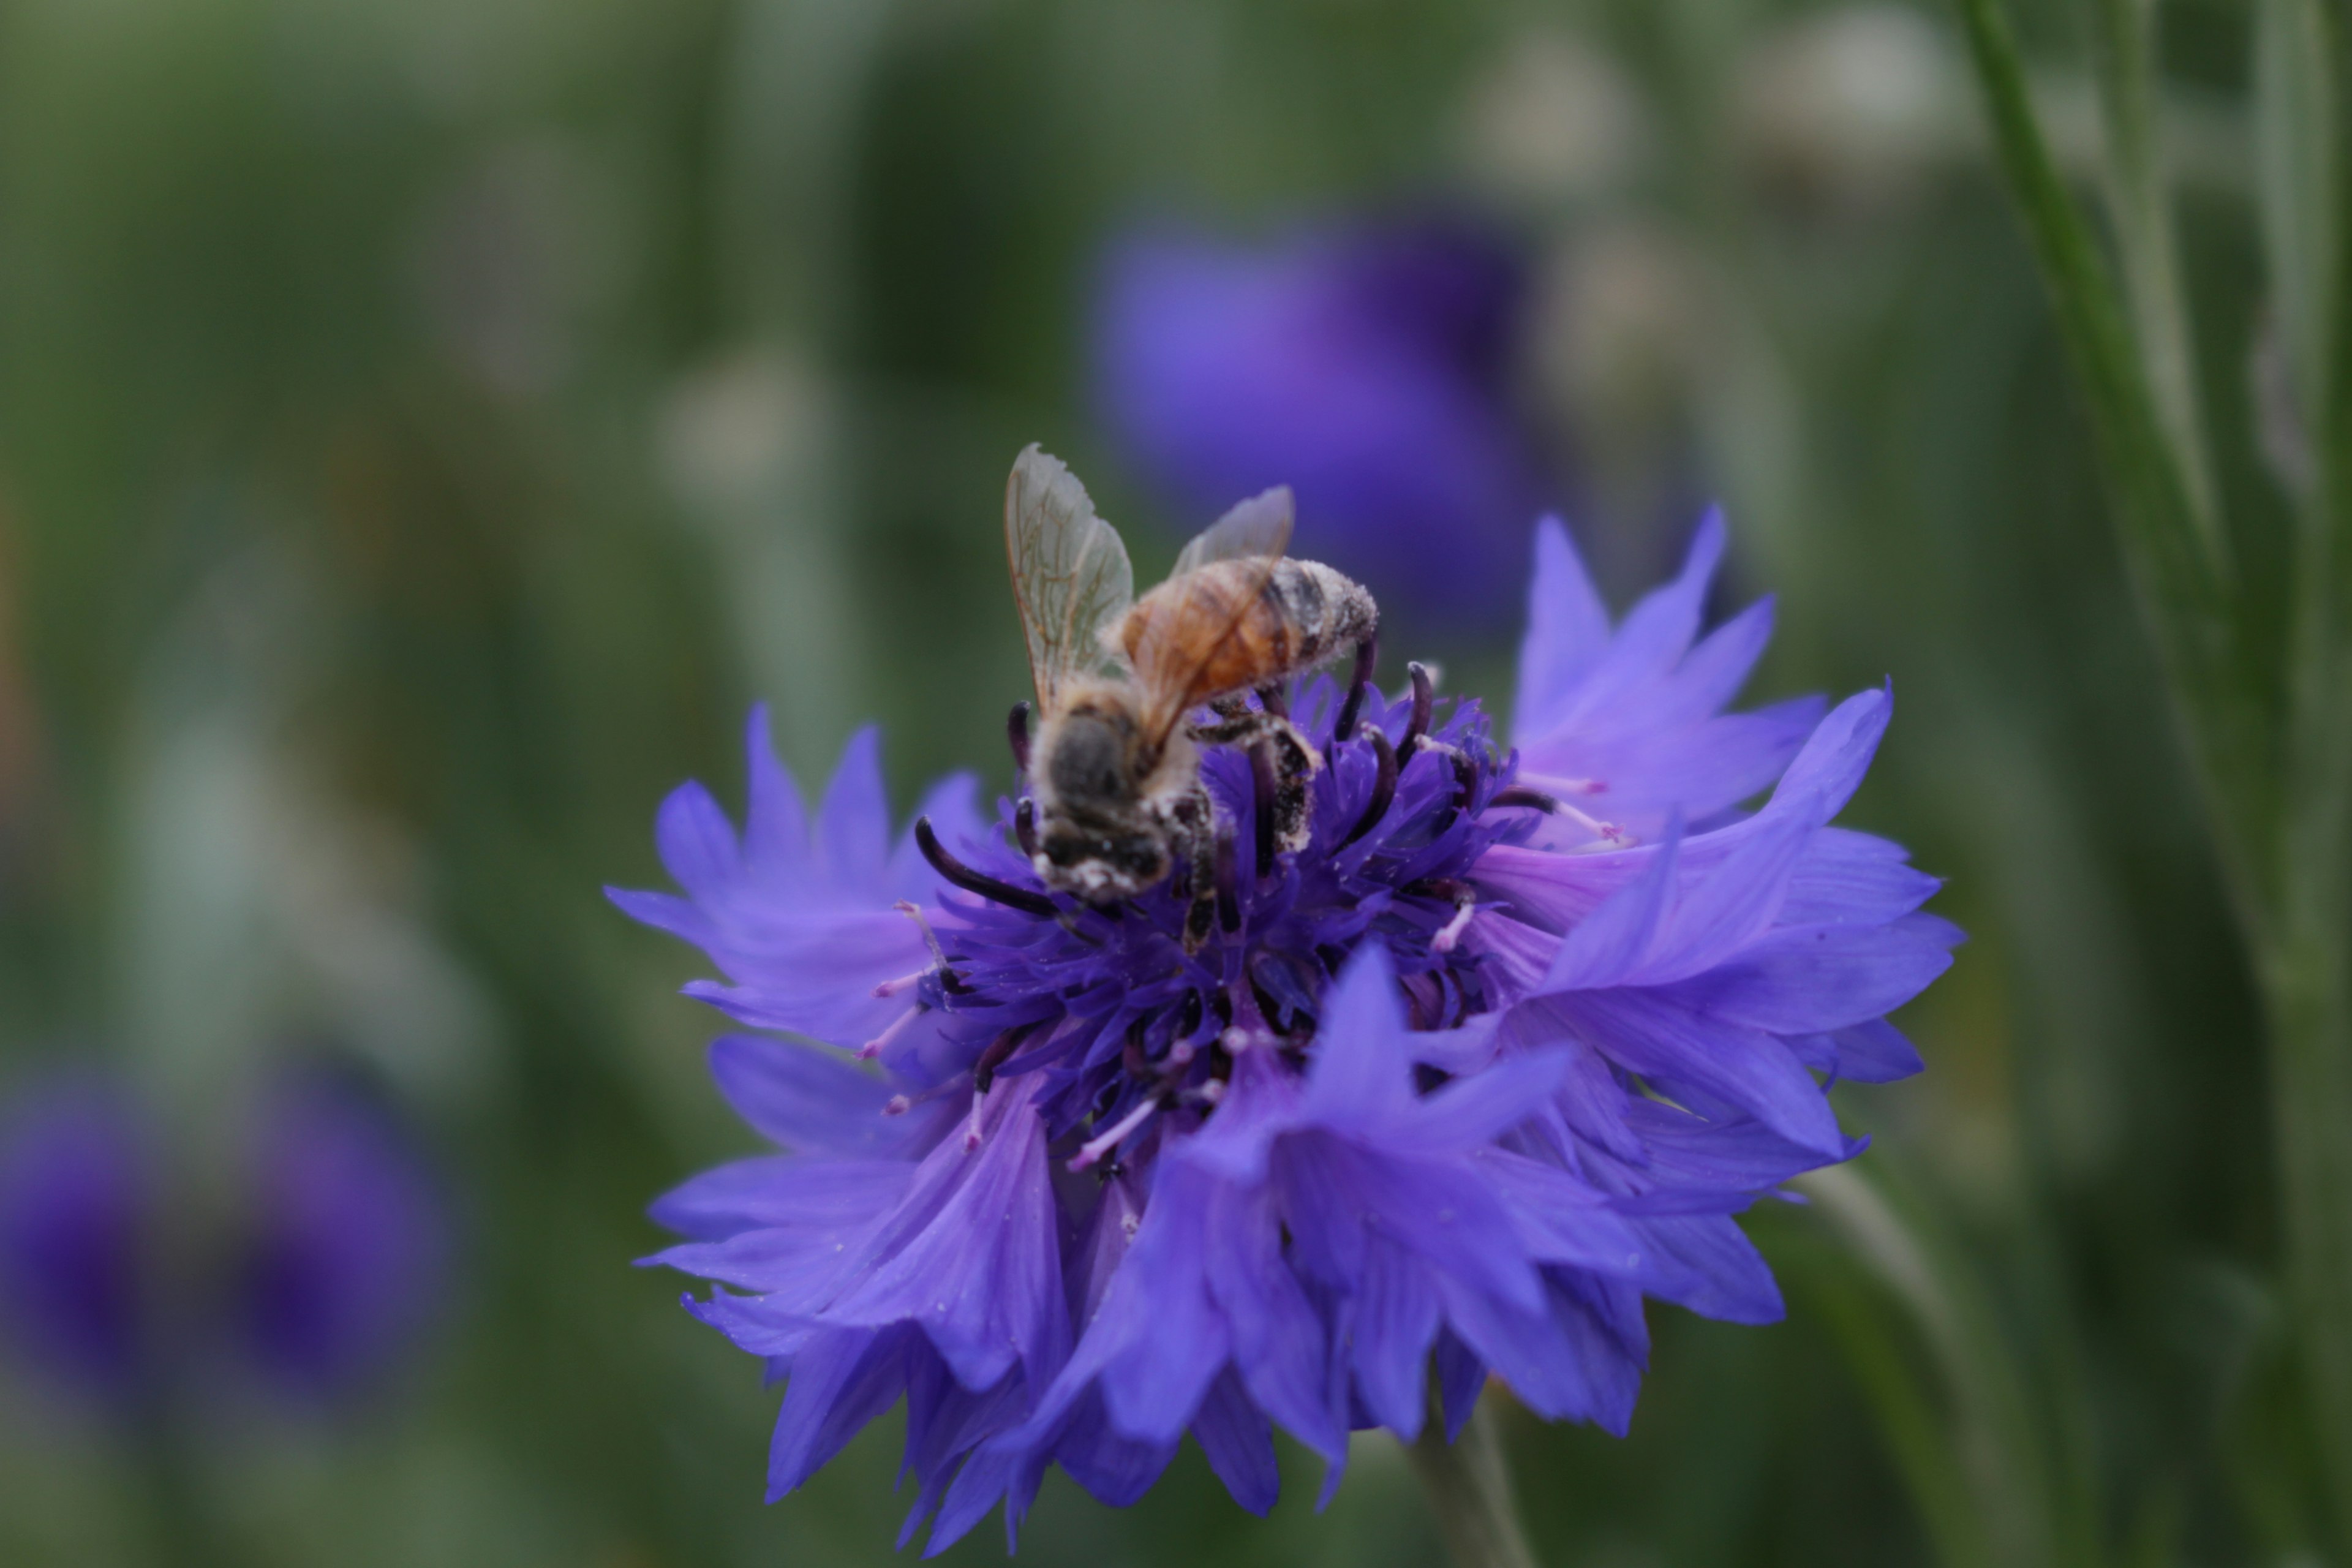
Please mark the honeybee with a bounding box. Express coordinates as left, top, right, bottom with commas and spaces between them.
1005, 445, 1379, 949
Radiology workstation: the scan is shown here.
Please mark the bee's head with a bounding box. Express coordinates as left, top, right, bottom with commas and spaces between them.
1042, 706, 1140, 807
1035, 816, 1169, 903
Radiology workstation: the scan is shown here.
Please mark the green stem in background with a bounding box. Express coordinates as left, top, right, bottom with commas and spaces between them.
1797, 1164, 2106, 1568
1957, 0, 2352, 1545
2256, 0, 2352, 1545
1951, 0, 2272, 938
2087, 0, 2221, 545
1404, 1398, 1540, 1568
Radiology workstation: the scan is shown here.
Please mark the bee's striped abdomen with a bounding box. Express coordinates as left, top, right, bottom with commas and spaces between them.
1121, 558, 1379, 706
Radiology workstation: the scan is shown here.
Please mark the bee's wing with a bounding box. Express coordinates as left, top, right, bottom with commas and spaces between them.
1133, 487, 1295, 750
1170, 485, 1294, 578
1004, 445, 1134, 712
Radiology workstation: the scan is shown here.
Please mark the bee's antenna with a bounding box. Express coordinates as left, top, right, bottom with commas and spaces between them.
1340, 725, 1400, 850
1006, 701, 1032, 777
914, 817, 1059, 919
1399, 662, 1436, 761
1334, 635, 1379, 741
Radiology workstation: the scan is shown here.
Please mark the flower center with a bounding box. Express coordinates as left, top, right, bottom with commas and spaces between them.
907, 668, 1545, 1170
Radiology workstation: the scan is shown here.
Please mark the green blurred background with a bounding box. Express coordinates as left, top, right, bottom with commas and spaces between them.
0, 0, 2297, 1562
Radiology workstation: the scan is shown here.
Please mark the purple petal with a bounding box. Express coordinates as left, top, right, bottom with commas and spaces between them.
1632, 809, 1817, 982
820, 1084, 1069, 1390
740, 706, 811, 878
1192, 1366, 1281, 1515
654, 781, 741, 903
816, 727, 891, 895
1768, 685, 1890, 821
1830, 1019, 1928, 1082
1203, 1174, 1346, 1462
1546, 990, 1846, 1156
1535, 511, 1725, 736
647, 1156, 914, 1242
1349, 1238, 1442, 1438
1512, 517, 1611, 739
1538, 823, 1682, 992
767, 1325, 913, 1496
1092, 1164, 1232, 1441
1296, 943, 1414, 1133
1681, 916, 1958, 1035
706, 1035, 902, 1156
1627, 1213, 1784, 1324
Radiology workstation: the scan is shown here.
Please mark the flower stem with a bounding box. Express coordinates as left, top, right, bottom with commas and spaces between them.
1404, 1399, 1541, 1568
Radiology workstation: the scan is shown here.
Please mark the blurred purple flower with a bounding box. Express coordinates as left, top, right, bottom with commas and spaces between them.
1093, 217, 1544, 622
619, 490, 1958, 1553
0, 1077, 149, 1400
0, 1066, 448, 1412
233, 1072, 450, 1403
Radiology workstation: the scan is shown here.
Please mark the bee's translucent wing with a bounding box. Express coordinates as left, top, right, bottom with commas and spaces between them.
1131, 488, 1295, 750
1004, 445, 1134, 710
1170, 486, 1294, 579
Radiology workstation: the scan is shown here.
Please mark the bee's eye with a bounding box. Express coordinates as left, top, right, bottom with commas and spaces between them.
1044, 837, 1084, 867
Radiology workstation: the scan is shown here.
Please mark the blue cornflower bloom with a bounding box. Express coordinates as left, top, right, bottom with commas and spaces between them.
233, 1072, 451, 1403
619, 510, 1956, 1553
0, 1076, 151, 1400
1093, 216, 1542, 623
0, 1066, 449, 1412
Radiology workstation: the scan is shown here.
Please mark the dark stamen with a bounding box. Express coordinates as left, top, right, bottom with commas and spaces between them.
1340, 726, 1400, 848
1250, 744, 1278, 878
1421, 753, 1477, 839
1120, 1019, 1152, 1083
1489, 786, 1558, 813
1258, 683, 1289, 720
1400, 662, 1435, 760
1335, 634, 1378, 742
973, 1023, 1034, 1094
1014, 798, 1039, 858
1006, 702, 1031, 776
915, 816, 1059, 919
1178, 989, 1205, 1038
1209, 989, 1234, 1033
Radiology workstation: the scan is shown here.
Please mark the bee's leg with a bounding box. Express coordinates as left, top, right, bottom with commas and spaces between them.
1261, 723, 1317, 856
1190, 704, 1324, 775
1188, 696, 1267, 749
1190, 703, 1322, 858
1168, 786, 1219, 953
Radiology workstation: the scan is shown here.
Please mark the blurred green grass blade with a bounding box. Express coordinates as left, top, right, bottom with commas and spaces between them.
2255, 0, 2342, 427
1800, 1264, 1996, 1568
2088, 0, 2220, 543
2257, 1, 2352, 1550
1799, 1166, 2111, 1568
1952, 0, 2271, 935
